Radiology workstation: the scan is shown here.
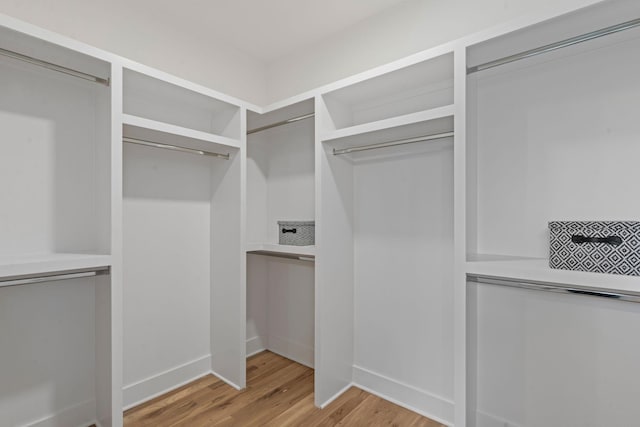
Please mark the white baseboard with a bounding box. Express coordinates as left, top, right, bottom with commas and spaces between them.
267, 335, 314, 368
318, 382, 354, 409
353, 365, 454, 427
123, 354, 211, 410
476, 410, 524, 427
26, 399, 96, 427
210, 369, 243, 391
246, 336, 266, 357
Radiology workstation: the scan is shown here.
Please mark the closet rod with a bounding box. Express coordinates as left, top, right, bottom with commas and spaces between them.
467, 17, 640, 74
123, 137, 230, 160
332, 131, 454, 155
247, 112, 315, 135
0, 46, 110, 86
0, 267, 110, 288
468, 275, 640, 304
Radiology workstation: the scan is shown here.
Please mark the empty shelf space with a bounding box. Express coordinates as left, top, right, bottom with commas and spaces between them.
321, 105, 454, 143
321, 52, 453, 131
0, 253, 111, 283
466, 257, 640, 295
246, 243, 315, 259
123, 114, 240, 154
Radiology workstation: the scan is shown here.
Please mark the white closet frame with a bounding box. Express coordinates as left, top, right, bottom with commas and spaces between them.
3, 1, 637, 426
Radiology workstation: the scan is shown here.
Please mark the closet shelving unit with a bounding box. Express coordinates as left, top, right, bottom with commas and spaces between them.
464, 0, 640, 292
0, 20, 119, 427
4, 1, 640, 426
121, 63, 245, 406
462, 1, 640, 426
316, 49, 456, 422
245, 99, 316, 371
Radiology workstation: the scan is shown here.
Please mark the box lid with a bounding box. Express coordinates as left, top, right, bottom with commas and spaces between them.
278, 220, 315, 226
549, 221, 640, 232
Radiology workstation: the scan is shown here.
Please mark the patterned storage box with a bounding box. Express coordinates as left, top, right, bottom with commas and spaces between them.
278, 221, 315, 246
549, 221, 640, 276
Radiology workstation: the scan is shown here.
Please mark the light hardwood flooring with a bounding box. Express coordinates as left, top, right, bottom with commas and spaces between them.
124, 351, 445, 426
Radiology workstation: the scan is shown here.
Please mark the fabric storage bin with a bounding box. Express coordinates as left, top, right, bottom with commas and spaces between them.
278, 221, 315, 246
549, 221, 640, 276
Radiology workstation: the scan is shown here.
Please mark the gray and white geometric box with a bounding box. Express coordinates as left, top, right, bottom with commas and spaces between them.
549, 221, 640, 276
278, 221, 315, 246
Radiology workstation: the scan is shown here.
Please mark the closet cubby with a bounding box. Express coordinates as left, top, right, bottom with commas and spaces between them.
246, 99, 315, 252
317, 61, 455, 417
0, 24, 116, 427
123, 67, 241, 141
122, 69, 244, 405
465, 0, 640, 289
0, 26, 112, 263
320, 52, 453, 135
245, 99, 316, 370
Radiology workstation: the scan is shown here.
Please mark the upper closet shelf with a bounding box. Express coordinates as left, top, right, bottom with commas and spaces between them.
322, 108, 453, 157
466, 257, 640, 296
123, 114, 240, 156
246, 243, 315, 259
0, 253, 111, 287
321, 104, 454, 143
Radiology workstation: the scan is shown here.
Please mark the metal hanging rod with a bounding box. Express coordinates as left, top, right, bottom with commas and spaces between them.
0, 267, 110, 288
0, 46, 110, 86
468, 275, 640, 304
247, 112, 315, 135
123, 137, 230, 160
332, 131, 454, 156
467, 17, 640, 74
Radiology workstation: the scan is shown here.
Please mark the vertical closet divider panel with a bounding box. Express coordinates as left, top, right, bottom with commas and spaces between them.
464, 1, 640, 426
315, 95, 356, 407
0, 19, 120, 427
121, 64, 244, 406
245, 99, 316, 375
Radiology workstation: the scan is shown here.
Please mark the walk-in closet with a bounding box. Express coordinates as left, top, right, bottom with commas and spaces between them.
2, 1, 640, 426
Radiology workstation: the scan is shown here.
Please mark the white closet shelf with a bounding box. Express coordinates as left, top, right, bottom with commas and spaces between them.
466, 257, 640, 295
0, 253, 111, 282
321, 104, 454, 142
246, 243, 316, 258
321, 108, 453, 156
123, 114, 241, 153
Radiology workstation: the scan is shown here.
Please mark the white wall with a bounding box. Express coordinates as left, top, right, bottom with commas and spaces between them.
265, 0, 597, 103
122, 144, 213, 407
0, 0, 267, 105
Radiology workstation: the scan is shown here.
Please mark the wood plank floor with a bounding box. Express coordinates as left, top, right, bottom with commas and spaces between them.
124, 351, 445, 426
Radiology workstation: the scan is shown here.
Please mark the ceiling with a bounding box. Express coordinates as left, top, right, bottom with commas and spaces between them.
145, 0, 409, 62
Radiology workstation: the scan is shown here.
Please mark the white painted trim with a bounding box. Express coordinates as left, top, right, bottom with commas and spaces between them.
246, 336, 266, 358
475, 411, 525, 427
25, 399, 96, 427
122, 355, 211, 409
353, 365, 454, 427
210, 370, 244, 391
318, 382, 354, 409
